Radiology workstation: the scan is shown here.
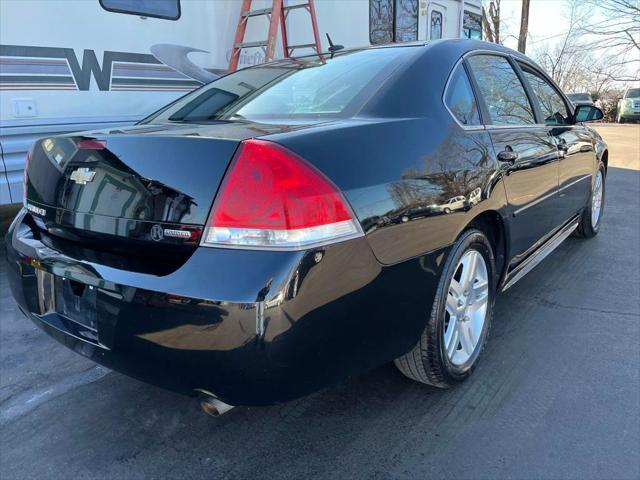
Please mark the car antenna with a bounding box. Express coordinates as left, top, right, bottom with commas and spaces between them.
326, 33, 344, 57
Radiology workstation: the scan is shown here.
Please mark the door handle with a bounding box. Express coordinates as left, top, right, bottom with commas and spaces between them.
497, 148, 518, 163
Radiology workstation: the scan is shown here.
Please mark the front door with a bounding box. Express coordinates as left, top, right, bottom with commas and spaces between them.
517, 63, 595, 228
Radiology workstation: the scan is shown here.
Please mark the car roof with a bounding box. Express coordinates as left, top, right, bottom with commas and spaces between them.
285, 39, 539, 69
242, 40, 551, 120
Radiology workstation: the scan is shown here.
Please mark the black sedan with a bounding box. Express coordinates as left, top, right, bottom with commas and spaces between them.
6, 40, 607, 415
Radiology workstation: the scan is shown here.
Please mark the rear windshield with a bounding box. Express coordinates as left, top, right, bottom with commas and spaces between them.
143, 48, 411, 124
625, 88, 640, 98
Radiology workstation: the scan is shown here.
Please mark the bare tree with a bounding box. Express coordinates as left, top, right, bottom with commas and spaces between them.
532, 1, 590, 91
534, 0, 638, 91
482, 0, 501, 44
577, 0, 640, 81
518, 0, 531, 53
581, 56, 628, 100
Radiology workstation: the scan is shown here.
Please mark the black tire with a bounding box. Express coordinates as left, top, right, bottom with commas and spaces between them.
394, 229, 496, 388
573, 161, 606, 238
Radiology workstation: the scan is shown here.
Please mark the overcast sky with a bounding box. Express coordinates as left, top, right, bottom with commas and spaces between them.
497, 0, 573, 51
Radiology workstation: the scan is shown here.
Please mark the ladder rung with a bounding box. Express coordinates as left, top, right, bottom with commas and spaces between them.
242, 7, 272, 17
288, 43, 317, 49
283, 3, 310, 11
235, 41, 268, 49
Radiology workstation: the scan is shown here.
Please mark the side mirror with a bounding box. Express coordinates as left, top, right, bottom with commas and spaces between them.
575, 104, 604, 123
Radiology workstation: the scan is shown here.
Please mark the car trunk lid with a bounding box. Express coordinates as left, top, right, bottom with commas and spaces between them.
24, 127, 246, 258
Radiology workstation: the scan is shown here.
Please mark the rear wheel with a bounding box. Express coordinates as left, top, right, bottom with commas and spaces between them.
574, 162, 606, 238
394, 229, 495, 388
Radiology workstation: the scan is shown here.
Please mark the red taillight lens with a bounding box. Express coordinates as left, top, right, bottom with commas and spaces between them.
78, 139, 106, 150
203, 139, 361, 249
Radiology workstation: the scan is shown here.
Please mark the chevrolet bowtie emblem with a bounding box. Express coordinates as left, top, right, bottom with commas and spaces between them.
70, 168, 96, 185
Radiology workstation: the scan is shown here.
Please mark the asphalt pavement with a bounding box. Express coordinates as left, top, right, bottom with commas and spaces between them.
1, 125, 638, 480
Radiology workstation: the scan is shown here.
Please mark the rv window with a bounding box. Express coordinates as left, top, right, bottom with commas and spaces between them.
370, 0, 394, 44
394, 0, 418, 42
430, 10, 443, 40
463, 11, 482, 39
370, 0, 418, 44
100, 0, 180, 20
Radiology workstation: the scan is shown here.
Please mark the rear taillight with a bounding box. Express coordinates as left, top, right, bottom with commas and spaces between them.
202, 139, 362, 250
22, 151, 30, 207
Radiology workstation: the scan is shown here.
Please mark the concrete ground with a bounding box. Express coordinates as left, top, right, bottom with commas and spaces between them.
1, 125, 639, 480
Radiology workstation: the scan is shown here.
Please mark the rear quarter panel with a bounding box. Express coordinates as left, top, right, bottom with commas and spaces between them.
268, 116, 506, 266
266, 43, 509, 266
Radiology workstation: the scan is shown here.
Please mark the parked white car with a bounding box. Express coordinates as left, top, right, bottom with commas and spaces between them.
617, 87, 640, 123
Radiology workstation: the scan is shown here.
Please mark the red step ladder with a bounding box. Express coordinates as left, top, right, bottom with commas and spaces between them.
228, 0, 322, 72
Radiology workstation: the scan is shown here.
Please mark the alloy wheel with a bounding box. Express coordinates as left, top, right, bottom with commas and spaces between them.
443, 249, 489, 366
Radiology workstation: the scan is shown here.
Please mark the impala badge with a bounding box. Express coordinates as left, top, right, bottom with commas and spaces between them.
70, 168, 96, 185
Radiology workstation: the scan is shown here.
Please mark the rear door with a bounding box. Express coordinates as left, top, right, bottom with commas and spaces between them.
466, 53, 560, 265
517, 62, 595, 227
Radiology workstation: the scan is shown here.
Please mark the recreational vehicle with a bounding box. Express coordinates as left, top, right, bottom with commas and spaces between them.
0, 0, 482, 206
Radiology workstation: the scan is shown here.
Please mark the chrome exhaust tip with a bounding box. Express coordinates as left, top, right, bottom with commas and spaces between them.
196, 389, 234, 417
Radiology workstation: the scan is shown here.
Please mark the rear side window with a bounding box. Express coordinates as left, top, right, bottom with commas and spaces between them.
521, 66, 570, 126
100, 0, 180, 20
444, 65, 481, 126
467, 55, 535, 126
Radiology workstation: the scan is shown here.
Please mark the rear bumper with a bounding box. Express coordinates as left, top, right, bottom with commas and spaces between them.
6, 209, 446, 405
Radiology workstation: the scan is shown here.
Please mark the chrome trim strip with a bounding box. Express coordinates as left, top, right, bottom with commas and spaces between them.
501, 217, 580, 292
558, 174, 591, 193
513, 189, 557, 216
486, 123, 546, 130
512, 171, 589, 217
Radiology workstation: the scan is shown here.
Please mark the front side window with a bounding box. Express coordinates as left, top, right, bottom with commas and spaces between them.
144, 48, 408, 124
431, 10, 443, 40
467, 55, 535, 126
370, 0, 418, 44
100, 0, 180, 20
521, 66, 570, 126
444, 64, 481, 126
